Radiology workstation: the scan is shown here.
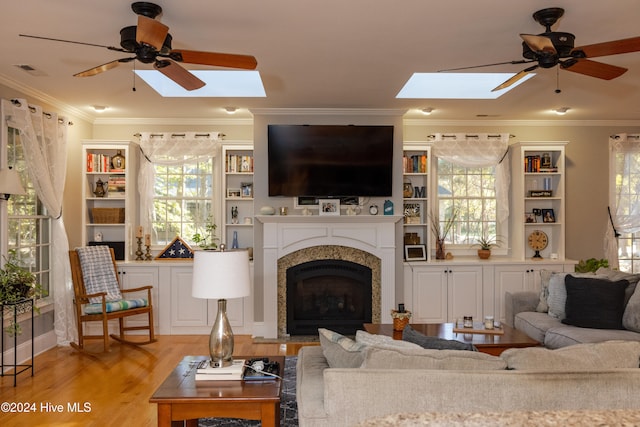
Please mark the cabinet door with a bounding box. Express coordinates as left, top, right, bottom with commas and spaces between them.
170, 266, 209, 328
410, 267, 448, 323
118, 265, 159, 328
447, 266, 483, 322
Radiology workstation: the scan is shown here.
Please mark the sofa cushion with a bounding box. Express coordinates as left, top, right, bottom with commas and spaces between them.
544, 324, 640, 349
536, 269, 557, 312
514, 311, 562, 343
623, 282, 640, 333
501, 340, 640, 370
360, 345, 506, 370
561, 275, 627, 330
355, 330, 422, 350
547, 272, 606, 319
318, 328, 366, 368
402, 324, 477, 351
596, 268, 640, 307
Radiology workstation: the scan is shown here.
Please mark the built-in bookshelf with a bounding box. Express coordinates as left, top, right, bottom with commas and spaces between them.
402, 143, 431, 259
81, 140, 137, 260
221, 143, 254, 253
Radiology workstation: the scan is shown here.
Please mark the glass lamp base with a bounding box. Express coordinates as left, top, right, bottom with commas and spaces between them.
208, 299, 235, 368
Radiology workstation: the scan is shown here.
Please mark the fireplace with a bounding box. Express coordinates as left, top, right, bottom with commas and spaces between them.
286, 259, 373, 335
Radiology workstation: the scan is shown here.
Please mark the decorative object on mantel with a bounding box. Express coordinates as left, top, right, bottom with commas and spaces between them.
383, 200, 394, 215
155, 235, 194, 260
429, 209, 457, 260
391, 304, 411, 331
260, 206, 276, 215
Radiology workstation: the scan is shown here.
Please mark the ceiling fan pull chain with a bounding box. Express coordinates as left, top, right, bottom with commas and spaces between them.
555, 65, 562, 94
132, 61, 137, 92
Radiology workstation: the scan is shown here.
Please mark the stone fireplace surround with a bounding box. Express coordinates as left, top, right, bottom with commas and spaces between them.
257, 215, 401, 339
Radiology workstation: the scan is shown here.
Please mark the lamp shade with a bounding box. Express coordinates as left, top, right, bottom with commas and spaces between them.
0, 168, 26, 196
192, 249, 251, 299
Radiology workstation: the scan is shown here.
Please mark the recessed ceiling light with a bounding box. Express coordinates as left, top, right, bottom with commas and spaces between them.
224, 107, 237, 114
553, 107, 570, 115
134, 70, 266, 97
396, 73, 535, 99
421, 108, 434, 115
92, 105, 108, 112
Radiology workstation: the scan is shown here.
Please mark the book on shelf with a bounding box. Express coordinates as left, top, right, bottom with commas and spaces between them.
107, 175, 126, 198
195, 358, 246, 381
402, 154, 428, 173
226, 154, 253, 173
86, 153, 111, 173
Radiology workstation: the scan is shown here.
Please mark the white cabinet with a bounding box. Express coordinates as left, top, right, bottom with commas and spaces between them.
402, 143, 431, 257
510, 142, 567, 260
404, 264, 483, 323
118, 264, 160, 329
221, 143, 254, 251
81, 140, 137, 260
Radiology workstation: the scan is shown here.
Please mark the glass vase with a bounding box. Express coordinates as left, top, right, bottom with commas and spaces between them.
436, 238, 446, 260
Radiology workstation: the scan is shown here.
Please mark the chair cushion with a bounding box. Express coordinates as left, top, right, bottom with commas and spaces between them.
76, 246, 122, 303
84, 298, 148, 314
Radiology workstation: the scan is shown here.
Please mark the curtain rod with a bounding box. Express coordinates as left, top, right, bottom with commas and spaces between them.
10, 98, 73, 125
610, 134, 640, 139
428, 134, 515, 139
133, 132, 225, 138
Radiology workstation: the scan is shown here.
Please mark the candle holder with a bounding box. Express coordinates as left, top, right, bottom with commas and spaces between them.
145, 244, 152, 261
135, 237, 144, 261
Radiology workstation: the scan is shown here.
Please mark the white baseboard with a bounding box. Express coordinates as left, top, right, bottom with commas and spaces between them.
2, 330, 57, 374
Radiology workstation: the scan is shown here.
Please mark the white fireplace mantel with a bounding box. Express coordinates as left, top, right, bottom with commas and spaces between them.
257, 215, 402, 338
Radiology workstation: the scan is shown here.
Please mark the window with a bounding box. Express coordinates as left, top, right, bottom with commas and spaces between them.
6, 127, 51, 298
436, 158, 498, 247
152, 159, 214, 246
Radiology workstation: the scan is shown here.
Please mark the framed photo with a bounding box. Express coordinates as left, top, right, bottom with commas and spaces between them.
405, 244, 426, 261
524, 212, 536, 223
542, 208, 556, 223
319, 199, 340, 216
227, 188, 241, 198
241, 182, 253, 198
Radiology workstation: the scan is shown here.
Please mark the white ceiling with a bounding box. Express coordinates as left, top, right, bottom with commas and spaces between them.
2, 0, 640, 122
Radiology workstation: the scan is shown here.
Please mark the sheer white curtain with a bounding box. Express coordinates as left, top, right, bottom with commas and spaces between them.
137, 132, 221, 235
605, 133, 640, 268
2, 98, 75, 345
432, 133, 511, 223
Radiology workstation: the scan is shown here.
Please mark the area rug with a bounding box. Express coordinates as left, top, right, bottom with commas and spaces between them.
199, 356, 298, 427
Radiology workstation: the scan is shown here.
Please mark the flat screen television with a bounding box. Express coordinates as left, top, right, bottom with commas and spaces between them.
268, 125, 394, 197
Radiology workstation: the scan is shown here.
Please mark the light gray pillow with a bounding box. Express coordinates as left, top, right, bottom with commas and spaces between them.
360, 346, 506, 371
536, 269, 556, 312
623, 283, 640, 332
596, 268, 640, 308
501, 340, 640, 371
318, 328, 366, 368
355, 330, 422, 350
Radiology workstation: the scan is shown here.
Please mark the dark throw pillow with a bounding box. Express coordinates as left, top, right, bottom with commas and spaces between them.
561, 275, 628, 330
402, 324, 477, 351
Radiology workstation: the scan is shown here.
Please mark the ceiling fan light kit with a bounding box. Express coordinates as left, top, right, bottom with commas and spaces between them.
19, 2, 257, 91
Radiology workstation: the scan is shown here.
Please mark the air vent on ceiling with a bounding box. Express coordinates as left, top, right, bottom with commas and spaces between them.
13, 64, 47, 76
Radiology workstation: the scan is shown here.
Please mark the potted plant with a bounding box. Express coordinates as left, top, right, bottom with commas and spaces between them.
475, 235, 502, 259
191, 216, 219, 250
429, 210, 457, 260
0, 250, 43, 335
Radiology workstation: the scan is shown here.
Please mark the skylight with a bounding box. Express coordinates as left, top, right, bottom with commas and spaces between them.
134, 70, 266, 97
396, 73, 535, 99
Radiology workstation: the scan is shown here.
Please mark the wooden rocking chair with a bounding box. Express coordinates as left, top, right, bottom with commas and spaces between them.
69, 247, 156, 352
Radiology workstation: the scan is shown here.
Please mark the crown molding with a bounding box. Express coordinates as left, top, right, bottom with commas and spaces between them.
403, 118, 640, 127
0, 73, 94, 123
93, 117, 255, 126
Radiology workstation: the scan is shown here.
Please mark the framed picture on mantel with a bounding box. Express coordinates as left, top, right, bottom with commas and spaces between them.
319, 199, 340, 216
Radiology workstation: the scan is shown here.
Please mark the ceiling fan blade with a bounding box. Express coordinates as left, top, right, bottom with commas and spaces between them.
154, 60, 205, 90
19, 34, 127, 52
438, 59, 534, 72
491, 65, 539, 92
169, 49, 258, 70
573, 36, 640, 58
73, 58, 135, 77
561, 58, 627, 80
520, 34, 556, 53
136, 15, 169, 50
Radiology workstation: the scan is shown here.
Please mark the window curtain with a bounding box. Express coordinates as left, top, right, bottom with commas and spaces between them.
432, 133, 511, 224
605, 133, 640, 269
1, 98, 75, 345
137, 132, 221, 237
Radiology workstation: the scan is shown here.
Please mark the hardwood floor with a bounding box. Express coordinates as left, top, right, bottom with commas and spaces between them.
0, 335, 317, 426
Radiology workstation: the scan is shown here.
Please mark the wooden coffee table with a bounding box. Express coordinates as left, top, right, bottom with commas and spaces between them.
150, 355, 284, 427
364, 323, 539, 355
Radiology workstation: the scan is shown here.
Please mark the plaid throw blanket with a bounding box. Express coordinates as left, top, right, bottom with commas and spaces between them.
76, 246, 123, 304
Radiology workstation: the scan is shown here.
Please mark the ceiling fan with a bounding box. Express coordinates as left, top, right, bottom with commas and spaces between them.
19, 1, 257, 91
439, 7, 640, 92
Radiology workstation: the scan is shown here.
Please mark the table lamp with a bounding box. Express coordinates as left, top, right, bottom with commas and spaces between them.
192, 245, 251, 368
